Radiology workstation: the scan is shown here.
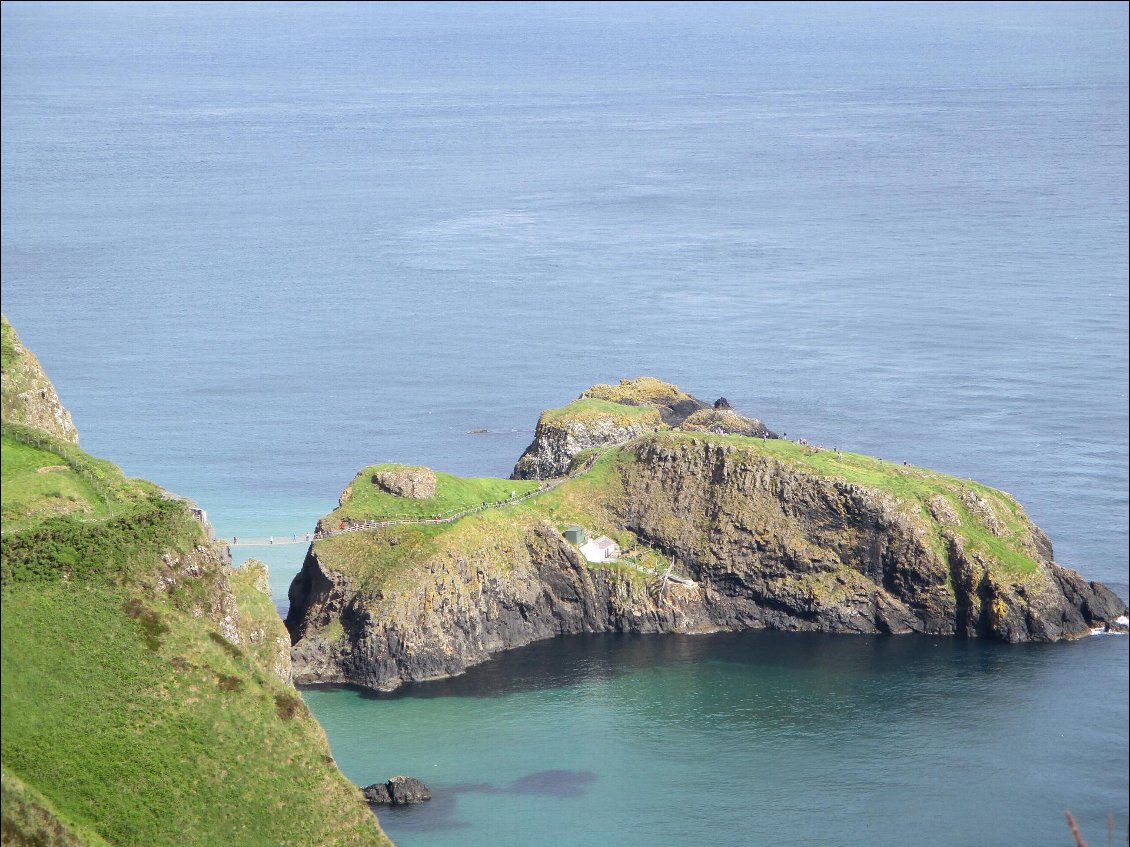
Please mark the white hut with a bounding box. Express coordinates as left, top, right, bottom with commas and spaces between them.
579, 535, 621, 563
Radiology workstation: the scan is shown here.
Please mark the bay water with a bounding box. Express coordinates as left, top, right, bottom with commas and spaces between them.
2, 3, 1126, 845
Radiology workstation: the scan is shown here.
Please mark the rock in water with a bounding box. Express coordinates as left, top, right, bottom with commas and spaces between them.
361, 783, 391, 805
362, 777, 431, 805
288, 383, 1126, 694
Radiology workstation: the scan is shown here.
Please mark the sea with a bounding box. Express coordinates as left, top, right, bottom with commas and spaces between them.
2, 3, 1126, 845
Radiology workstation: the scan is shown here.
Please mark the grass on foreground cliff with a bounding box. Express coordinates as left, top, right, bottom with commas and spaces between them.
1, 766, 113, 847
1, 580, 389, 847
2, 423, 160, 532
2, 435, 110, 526
649, 431, 1040, 577
331, 463, 542, 524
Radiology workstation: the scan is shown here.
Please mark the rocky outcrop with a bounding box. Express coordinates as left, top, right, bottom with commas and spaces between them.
372, 467, 437, 499
679, 408, 775, 438
580, 377, 709, 426
362, 776, 432, 806
618, 437, 1124, 643
289, 432, 1127, 692
511, 406, 660, 480
512, 377, 771, 479
1, 315, 79, 444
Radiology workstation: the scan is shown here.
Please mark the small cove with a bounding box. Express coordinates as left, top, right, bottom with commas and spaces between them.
300, 629, 1128, 847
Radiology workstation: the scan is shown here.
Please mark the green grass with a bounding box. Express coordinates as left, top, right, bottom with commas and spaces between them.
1, 580, 388, 847
1, 436, 110, 526
2, 415, 390, 846
1, 765, 114, 847
331, 463, 542, 523
2, 423, 161, 533
539, 397, 661, 426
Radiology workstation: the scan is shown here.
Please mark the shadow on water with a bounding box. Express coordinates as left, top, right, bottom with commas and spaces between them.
376, 770, 597, 833
302, 628, 1078, 703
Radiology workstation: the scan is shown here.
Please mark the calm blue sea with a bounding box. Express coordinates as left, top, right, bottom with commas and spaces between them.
3, 3, 1126, 845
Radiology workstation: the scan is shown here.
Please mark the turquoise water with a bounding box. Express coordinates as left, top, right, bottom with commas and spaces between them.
305, 632, 1129, 847
2, 3, 1126, 845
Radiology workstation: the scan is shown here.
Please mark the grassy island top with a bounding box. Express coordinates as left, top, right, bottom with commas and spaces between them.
316, 430, 1041, 592
331, 463, 544, 525
538, 397, 662, 426
580, 376, 698, 407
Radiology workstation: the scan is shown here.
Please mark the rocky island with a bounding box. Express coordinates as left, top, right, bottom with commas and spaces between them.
285, 378, 1127, 693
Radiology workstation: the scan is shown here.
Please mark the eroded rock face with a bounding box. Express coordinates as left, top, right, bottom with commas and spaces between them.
0, 315, 79, 444
288, 435, 1127, 692
678, 408, 775, 439
511, 412, 659, 480
372, 467, 437, 499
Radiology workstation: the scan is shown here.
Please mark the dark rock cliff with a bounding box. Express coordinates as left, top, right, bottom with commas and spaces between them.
287, 434, 1126, 692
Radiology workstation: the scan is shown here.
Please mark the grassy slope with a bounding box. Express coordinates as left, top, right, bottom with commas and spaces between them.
539, 397, 661, 426
313, 431, 1040, 592
1, 423, 168, 532
332, 464, 542, 524
1, 428, 390, 846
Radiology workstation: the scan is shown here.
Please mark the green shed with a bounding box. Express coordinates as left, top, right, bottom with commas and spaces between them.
563, 525, 586, 545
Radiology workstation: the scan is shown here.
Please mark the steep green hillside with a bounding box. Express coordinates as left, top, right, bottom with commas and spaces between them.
1, 322, 390, 846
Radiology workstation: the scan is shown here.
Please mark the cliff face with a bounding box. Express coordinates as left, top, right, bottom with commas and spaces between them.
287, 431, 1126, 692
618, 437, 1124, 642
1, 315, 79, 444
511, 402, 661, 480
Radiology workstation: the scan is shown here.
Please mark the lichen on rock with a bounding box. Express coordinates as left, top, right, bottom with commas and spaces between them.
372, 466, 437, 499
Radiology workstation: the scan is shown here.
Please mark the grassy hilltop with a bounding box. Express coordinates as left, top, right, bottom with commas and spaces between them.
1, 318, 390, 847
314, 426, 1043, 592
